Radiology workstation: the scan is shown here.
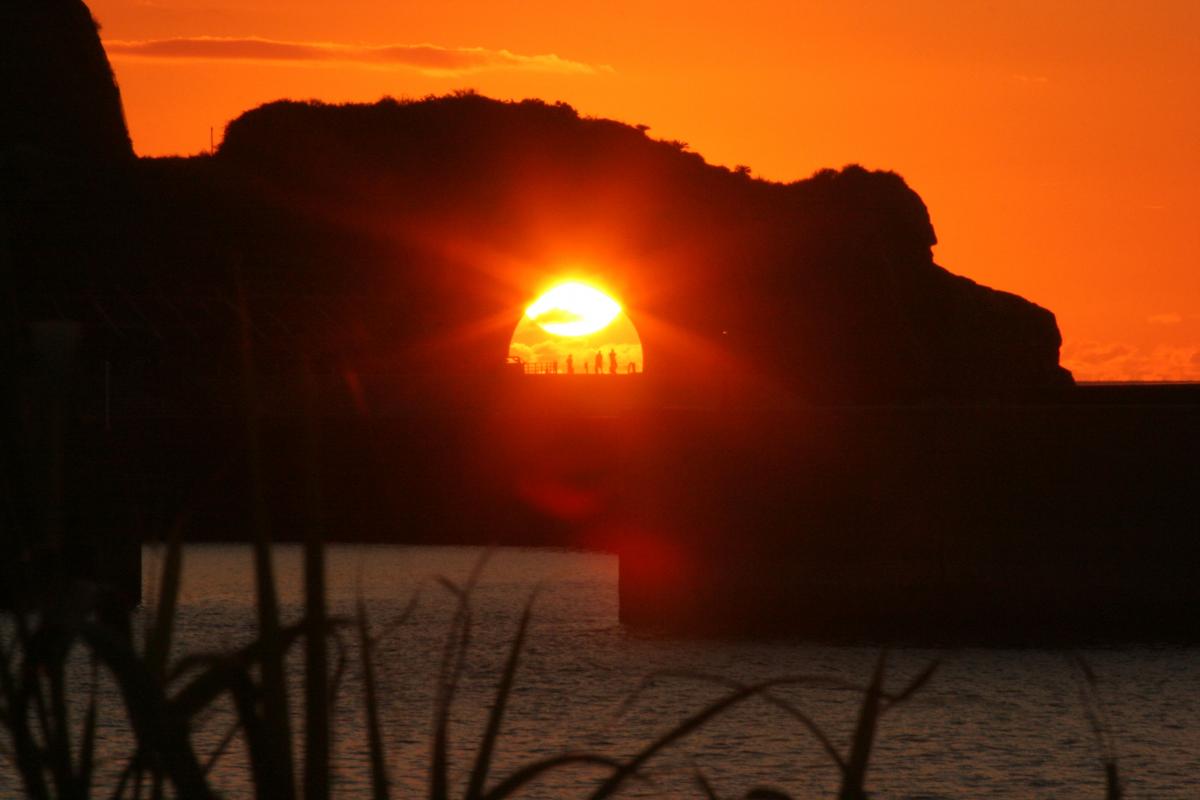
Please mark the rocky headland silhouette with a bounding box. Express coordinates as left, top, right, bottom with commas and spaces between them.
207, 96, 1072, 403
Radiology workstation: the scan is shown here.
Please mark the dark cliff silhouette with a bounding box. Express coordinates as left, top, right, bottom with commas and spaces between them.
3, 0, 135, 312
0, 0, 132, 164
195, 95, 1070, 403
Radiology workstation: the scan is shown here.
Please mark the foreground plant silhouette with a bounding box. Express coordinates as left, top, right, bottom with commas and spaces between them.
609, 652, 934, 800
1, 533, 1135, 798
0, 536, 896, 799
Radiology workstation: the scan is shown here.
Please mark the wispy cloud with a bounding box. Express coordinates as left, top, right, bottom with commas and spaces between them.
1147, 312, 1183, 326
1063, 340, 1200, 381
104, 36, 611, 77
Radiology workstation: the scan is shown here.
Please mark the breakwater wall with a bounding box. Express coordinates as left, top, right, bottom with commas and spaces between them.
36, 376, 1199, 641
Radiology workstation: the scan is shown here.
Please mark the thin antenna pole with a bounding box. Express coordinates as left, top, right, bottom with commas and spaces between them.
209, 126, 214, 155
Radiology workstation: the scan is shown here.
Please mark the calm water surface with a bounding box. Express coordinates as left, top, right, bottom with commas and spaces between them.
11, 545, 1200, 798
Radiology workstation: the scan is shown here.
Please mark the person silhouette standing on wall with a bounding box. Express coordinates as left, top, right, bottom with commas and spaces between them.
595, 351, 603, 374
566, 354, 574, 375
609, 349, 618, 375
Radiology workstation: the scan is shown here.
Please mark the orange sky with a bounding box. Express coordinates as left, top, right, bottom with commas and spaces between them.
91, 0, 1200, 381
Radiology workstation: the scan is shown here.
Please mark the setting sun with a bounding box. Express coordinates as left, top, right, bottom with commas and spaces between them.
511, 281, 643, 374
526, 282, 622, 337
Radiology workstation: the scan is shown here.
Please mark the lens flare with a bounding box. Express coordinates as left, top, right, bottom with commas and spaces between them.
526, 282, 622, 337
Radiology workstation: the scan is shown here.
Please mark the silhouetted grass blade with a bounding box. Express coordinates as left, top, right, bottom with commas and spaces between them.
465, 591, 537, 800
1105, 762, 1122, 800
374, 587, 424, 645
201, 720, 240, 776
1069, 654, 1122, 799
630, 670, 848, 769
431, 554, 489, 800
236, 276, 295, 800
221, 662, 277, 799
840, 651, 886, 800
886, 659, 939, 707
47, 651, 75, 797
167, 622, 307, 722
78, 657, 99, 797
0, 633, 50, 799
303, 540, 330, 800
694, 769, 721, 799
592, 676, 845, 799
356, 596, 390, 800
79, 623, 215, 800
326, 626, 350, 721
431, 588, 468, 800
301, 361, 330, 800
145, 521, 183, 683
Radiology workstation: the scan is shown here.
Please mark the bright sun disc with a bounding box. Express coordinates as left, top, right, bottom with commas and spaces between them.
526, 282, 622, 337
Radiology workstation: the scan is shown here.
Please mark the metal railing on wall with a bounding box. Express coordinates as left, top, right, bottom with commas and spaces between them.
523, 361, 558, 375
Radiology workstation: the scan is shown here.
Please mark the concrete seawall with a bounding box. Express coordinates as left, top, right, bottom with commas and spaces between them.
616, 386, 1200, 641
44, 375, 1199, 641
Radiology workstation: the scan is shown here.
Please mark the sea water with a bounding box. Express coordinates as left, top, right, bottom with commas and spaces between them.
5, 544, 1199, 798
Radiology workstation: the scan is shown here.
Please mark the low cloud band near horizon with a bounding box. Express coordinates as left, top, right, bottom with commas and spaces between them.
104, 36, 611, 77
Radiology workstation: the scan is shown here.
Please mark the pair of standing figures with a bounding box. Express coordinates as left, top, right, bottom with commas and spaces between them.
566, 350, 622, 374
